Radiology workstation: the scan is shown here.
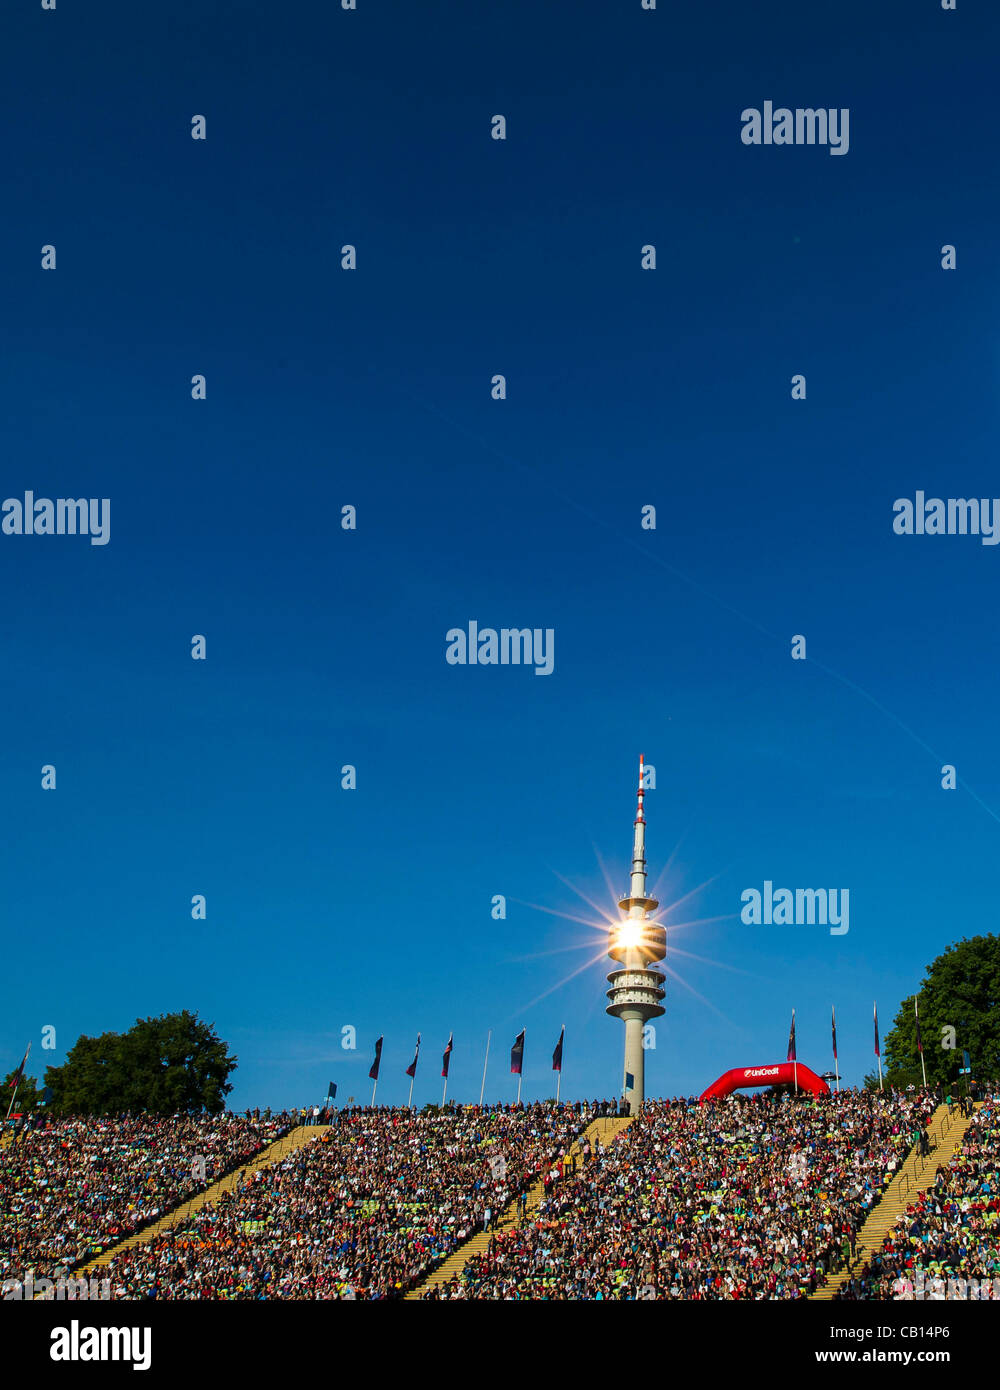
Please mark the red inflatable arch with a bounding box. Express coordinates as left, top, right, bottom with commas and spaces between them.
699, 1062, 830, 1102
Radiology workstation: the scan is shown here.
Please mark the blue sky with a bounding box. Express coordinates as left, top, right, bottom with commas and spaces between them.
3, 0, 999, 1109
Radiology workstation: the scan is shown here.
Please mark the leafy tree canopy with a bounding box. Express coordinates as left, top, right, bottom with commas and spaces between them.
873, 935, 1000, 1090
44, 1010, 237, 1116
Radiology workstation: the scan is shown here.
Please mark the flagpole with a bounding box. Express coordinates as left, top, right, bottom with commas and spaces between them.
442, 1076, 448, 1108
406, 1034, 420, 1110
516, 1073, 522, 1105
5, 1043, 30, 1122
479, 1030, 491, 1106
556, 1022, 564, 1104
916, 997, 927, 1089
5, 1083, 21, 1123
833, 1007, 840, 1092
371, 1077, 378, 1108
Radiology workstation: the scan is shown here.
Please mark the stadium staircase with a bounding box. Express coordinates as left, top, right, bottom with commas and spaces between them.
405, 1114, 634, 1299
70, 1123, 329, 1284
810, 1102, 976, 1300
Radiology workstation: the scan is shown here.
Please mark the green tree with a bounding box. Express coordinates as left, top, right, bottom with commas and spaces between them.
1, 1071, 43, 1114
878, 935, 1000, 1089
45, 1010, 237, 1115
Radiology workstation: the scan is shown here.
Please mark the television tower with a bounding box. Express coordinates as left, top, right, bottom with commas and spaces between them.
606, 755, 666, 1114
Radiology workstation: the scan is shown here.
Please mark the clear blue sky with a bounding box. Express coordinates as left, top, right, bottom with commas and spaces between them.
3, 0, 998, 1109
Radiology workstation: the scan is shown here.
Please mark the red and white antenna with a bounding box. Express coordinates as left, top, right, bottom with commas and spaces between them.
628, 754, 648, 903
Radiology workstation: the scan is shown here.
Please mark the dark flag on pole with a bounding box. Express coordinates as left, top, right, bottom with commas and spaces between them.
405, 1034, 421, 1079
8, 1042, 30, 1090
552, 1026, 564, 1073
831, 1006, 838, 1061
914, 999, 924, 1054
441, 1033, 453, 1079
874, 1003, 880, 1058
510, 1029, 525, 1075
786, 1010, 796, 1063
327, 1082, 337, 1100
368, 1036, 383, 1081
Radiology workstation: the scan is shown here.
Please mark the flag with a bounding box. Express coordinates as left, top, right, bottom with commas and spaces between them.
441, 1033, 453, 1079
624, 1071, 635, 1091
552, 1026, 564, 1073
786, 1010, 796, 1063
8, 1042, 30, 1090
368, 1036, 383, 1081
510, 1029, 525, 1075
874, 1002, 880, 1058
831, 1006, 838, 1061
914, 998, 923, 1055
405, 1034, 421, 1079
41, 1086, 53, 1106
327, 1082, 337, 1100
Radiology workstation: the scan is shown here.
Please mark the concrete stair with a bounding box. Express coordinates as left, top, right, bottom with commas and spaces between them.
405, 1114, 634, 1300
72, 1124, 329, 1281
811, 1103, 975, 1300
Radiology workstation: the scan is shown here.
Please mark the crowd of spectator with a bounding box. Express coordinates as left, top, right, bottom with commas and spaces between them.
837, 1097, 1000, 1300
0, 1111, 291, 1283
5, 1087, 981, 1301
425, 1089, 934, 1300
99, 1102, 588, 1299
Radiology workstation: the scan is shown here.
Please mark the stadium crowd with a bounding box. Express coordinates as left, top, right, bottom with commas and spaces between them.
425, 1089, 935, 1300
3, 1087, 976, 1301
837, 1098, 1000, 1300
100, 1102, 588, 1299
0, 1111, 291, 1283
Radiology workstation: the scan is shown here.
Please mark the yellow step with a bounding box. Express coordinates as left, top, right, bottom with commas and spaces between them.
811, 1103, 977, 1300
69, 1124, 328, 1284
406, 1114, 634, 1299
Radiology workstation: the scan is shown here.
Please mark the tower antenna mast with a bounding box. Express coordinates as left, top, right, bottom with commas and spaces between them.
605, 755, 666, 1114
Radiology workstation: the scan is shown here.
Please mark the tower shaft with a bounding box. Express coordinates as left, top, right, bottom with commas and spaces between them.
606, 755, 666, 1114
